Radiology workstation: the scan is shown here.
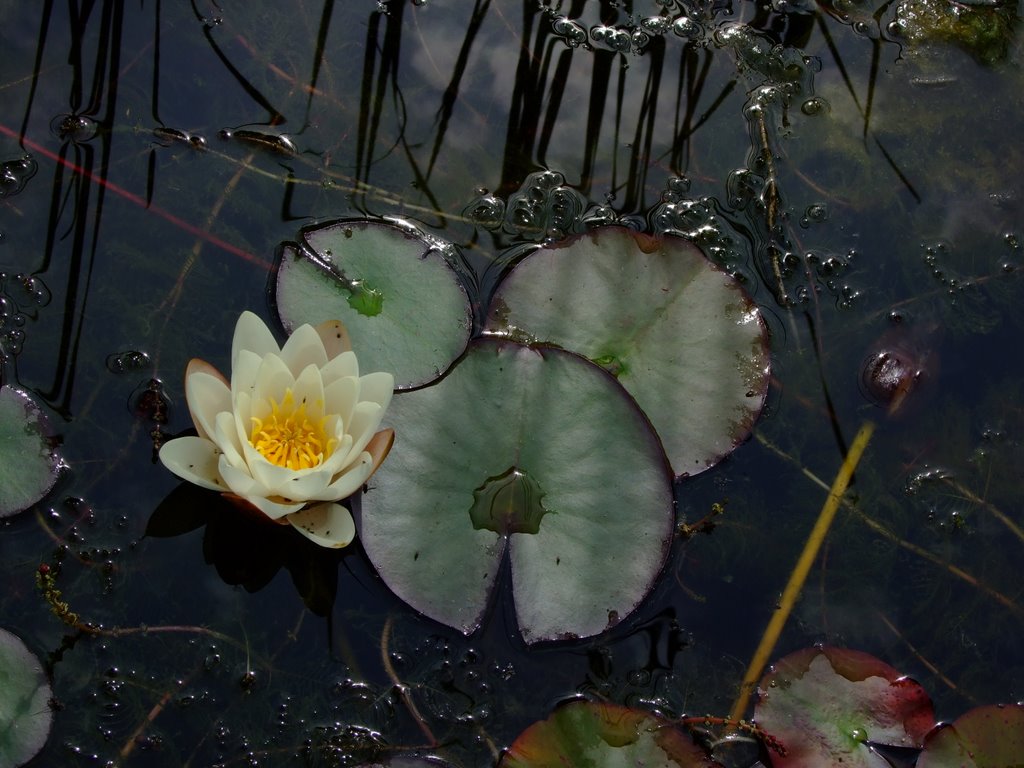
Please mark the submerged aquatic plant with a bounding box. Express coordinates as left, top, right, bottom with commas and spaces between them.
159, 311, 394, 548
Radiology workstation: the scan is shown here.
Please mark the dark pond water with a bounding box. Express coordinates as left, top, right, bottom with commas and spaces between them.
1, 1, 1022, 766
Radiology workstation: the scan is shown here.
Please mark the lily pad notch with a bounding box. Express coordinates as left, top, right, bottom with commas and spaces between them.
360, 338, 676, 644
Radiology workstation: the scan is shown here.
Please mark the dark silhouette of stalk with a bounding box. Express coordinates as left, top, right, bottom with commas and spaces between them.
427, 0, 492, 177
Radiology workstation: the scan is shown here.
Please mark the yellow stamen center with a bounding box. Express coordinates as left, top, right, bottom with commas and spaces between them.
250, 389, 334, 470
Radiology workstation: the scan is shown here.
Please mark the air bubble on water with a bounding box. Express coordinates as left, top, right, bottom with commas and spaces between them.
641, 15, 671, 34
551, 16, 588, 47
672, 16, 702, 39
106, 350, 152, 374
49, 113, 98, 144
801, 97, 830, 116
590, 25, 632, 52
805, 203, 829, 223
852, 20, 874, 37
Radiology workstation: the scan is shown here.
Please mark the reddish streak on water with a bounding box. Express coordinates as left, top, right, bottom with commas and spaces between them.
0, 123, 268, 268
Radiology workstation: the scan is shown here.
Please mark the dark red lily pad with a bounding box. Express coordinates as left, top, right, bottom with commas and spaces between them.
918, 704, 1024, 768
500, 699, 719, 767
754, 647, 935, 767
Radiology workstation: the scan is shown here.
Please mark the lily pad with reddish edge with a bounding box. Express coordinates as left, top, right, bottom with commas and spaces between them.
0, 385, 63, 518
485, 227, 770, 478
499, 699, 719, 767
754, 647, 935, 767
359, 337, 674, 644
274, 218, 472, 390
917, 704, 1024, 768
0, 626, 53, 768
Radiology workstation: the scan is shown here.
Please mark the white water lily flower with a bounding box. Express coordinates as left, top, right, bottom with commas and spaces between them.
159, 311, 394, 548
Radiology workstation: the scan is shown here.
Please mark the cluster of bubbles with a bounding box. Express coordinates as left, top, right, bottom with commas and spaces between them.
466, 170, 598, 242
0, 272, 51, 360
105, 350, 151, 374
544, 0, 732, 52
648, 176, 759, 284
0, 155, 37, 200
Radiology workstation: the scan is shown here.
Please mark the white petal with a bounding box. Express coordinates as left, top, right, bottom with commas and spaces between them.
280, 323, 328, 376
337, 402, 384, 467
232, 311, 280, 365
218, 454, 260, 496
322, 453, 373, 501
246, 454, 290, 494
320, 350, 359, 387
293, 364, 326, 421
287, 502, 355, 549
212, 410, 245, 466
319, 432, 355, 476
233, 390, 263, 468
324, 376, 359, 434
231, 349, 263, 396
185, 367, 231, 441
358, 371, 394, 410
252, 353, 294, 413
246, 459, 333, 501
314, 319, 351, 360
238, 492, 305, 520
159, 436, 224, 491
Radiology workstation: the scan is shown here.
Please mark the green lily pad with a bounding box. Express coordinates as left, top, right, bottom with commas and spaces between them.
500, 699, 718, 767
486, 227, 770, 478
918, 704, 1024, 768
0, 385, 62, 518
754, 647, 935, 767
359, 337, 674, 644
274, 218, 472, 389
0, 627, 53, 767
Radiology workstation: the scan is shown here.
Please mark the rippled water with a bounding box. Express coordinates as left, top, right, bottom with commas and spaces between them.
1, 1, 1022, 765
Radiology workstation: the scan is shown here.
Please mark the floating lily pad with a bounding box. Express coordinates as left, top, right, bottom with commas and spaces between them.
754, 647, 935, 768
274, 218, 472, 389
486, 227, 770, 478
917, 703, 1024, 768
359, 337, 674, 644
500, 699, 717, 767
0, 627, 53, 767
0, 385, 62, 518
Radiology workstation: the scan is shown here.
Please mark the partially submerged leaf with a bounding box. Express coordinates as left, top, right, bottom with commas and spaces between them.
0, 385, 62, 518
274, 219, 472, 389
754, 647, 935, 768
0, 627, 53, 768
486, 227, 770, 477
500, 699, 718, 767
917, 704, 1024, 768
359, 338, 674, 643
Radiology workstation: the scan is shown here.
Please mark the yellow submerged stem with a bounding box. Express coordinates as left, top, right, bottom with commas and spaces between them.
729, 420, 876, 722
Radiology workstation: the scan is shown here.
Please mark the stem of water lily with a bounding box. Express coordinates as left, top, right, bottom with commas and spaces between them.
729, 420, 876, 722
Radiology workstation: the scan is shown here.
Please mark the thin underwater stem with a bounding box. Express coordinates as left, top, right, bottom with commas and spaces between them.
755, 432, 1024, 622
729, 420, 876, 721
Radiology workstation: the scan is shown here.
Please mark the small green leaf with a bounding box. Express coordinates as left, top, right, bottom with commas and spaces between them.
0, 386, 62, 518
274, 218, 472, 389
0, 627, 53, 768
